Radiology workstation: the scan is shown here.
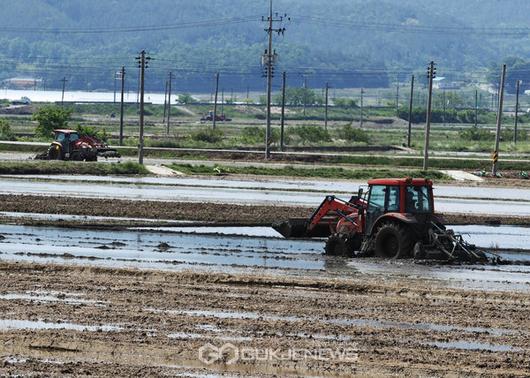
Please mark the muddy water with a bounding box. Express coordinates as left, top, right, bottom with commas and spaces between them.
452, 224, 530, 250
1, 224, 530, 292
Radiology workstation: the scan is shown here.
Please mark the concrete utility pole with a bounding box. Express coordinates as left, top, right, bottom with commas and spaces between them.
262, 0, 288, 159
221, 89, 225, 116
213, 72, 220, 130
492, 64, 507, 177
514, 79, 521, 144
442, 88, 446, 126
396, 80, 400, 116
360, 88, 364, 128
60, 77, 68, 105
114, 71, 118, 103
119, 66, 126, 146
324, 82, 329, 130
136, 67, 141, 107
303, 76, 307, 118
475, 89, 478, 128
163, 79, 168, 123
407, 75, 415, 148
423, 61, 436, 171
166, 71, 173, 136
280, 71, 287, 151
136, 50, 151, 165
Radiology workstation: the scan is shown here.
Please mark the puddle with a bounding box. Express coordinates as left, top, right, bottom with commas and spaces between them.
0, 224, 324, 272
134, 226, 284, 238
0, 291, 106, 306
451, 225, 530, 250
0, 319, 122, 332
426, 340, 523, 352
1, 224, 530, 292
168, 332, 253, 342
153, 308, 518, 337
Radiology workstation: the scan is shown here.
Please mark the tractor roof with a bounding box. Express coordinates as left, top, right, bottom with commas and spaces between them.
54, 129, 78, 134
368, 178, 433, 186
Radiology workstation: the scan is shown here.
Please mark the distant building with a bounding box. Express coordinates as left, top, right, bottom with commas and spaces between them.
2, 77, 42, 89
433, 77, 462, 90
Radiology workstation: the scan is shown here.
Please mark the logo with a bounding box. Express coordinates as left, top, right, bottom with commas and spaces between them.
198, 343, 358, 365
198, 343, 239, 365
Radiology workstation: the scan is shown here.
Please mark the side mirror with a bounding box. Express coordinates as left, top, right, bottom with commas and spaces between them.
358, 188, 364, 198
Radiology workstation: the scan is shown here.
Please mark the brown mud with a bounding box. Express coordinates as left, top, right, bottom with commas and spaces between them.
0, 194, 528, 228
0, 262, 528, 376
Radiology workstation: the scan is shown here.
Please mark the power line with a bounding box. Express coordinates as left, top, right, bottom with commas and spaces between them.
0, 16, 260, 34
297, 15, 530, 37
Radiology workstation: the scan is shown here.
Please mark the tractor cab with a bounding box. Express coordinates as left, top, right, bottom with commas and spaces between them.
53, 129, 80, 154
365, 178, 434, 235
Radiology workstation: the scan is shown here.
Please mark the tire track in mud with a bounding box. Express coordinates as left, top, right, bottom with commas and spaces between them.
0, 262, 529, 376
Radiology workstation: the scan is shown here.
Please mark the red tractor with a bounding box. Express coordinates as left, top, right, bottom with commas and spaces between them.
37, 129, 120, 162
275, 178, 489, 262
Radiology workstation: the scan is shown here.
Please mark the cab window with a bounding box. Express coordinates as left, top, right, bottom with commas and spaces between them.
69, 133, 79, 142
368, 185, 385, 210
55, 133, 66, 142
368, 185, 400, 212
406, 186, 432, 213
386, 186, 400, 212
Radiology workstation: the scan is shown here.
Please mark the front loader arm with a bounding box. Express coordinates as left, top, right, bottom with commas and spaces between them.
307, 196, 360, 231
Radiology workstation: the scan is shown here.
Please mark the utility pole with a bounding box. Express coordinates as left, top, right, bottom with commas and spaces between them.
213, 72, 220, 129
407, 75, 415, 148
163, 79, 168, 123
60, 77, 68, 106
475, 89, 478, 128
113, 71, 118, 103
262, 0, 288, 159
221, 89, 225, 116
442, 88, 446, 126
303, 76, 307, 118
492, 64, 507, 177
119, 66, 126, 146
324, 82, 329, 130
360, 88, 364, 128
514, 79, 521, 144
396, 80, 400, 116
423, 61, 436, 170
136, 67, 141, 107
166, 71, 173, 136
136, 50, 151, 165
280, 71, 287, 151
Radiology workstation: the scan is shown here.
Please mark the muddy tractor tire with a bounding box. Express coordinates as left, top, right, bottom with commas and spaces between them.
325, 234, 361, 257
47, 145, 62, 160
374, 222, 414, 259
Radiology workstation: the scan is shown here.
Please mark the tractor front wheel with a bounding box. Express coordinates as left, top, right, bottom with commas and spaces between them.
325, 234, 360, 257
47, 145, 62, 160
374, 222, 414, 259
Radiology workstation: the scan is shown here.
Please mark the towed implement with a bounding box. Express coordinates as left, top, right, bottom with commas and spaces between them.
274, 178, 496, 263
35, 129, 120, 162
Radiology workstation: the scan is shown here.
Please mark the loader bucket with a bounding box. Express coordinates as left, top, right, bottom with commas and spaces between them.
273, 218, 335, 238
273, 218, 308, 238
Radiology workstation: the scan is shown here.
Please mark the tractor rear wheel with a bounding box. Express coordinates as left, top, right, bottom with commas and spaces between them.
374, 222, 414, 259
325, 234, 360, 257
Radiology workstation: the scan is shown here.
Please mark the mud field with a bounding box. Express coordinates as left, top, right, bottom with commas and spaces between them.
0, 194, 529, 227
0, 223, 529, 376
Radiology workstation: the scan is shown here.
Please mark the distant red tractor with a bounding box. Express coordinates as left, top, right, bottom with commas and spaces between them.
275, 178, 488, 262
200, 112, 232, 122
37, 129, 120, 162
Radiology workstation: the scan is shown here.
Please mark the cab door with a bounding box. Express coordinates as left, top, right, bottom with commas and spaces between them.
365, 185, 400, 234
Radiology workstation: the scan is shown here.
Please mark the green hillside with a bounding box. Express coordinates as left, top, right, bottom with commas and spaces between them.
0, 0, 529, 92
